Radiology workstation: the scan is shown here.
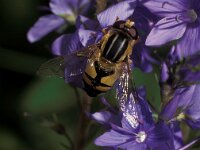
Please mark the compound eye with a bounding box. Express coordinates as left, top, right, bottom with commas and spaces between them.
129, 27, 138, 40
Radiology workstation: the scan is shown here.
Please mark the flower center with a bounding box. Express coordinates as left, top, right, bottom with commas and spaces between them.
176, 112, 185, 121
186, 9, 198, 23
136, 131, 147, 143
179, 9, 198, 23
59, 14, 76, 24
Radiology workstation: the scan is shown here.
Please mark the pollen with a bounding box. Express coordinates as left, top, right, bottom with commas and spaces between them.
136, 131, 147, 143
176, 112, 185, 121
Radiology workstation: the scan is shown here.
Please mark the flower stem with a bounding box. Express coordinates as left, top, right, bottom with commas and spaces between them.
75, 92, 92, 150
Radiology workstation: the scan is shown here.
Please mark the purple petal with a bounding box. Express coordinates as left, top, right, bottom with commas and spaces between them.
50, 0, 74, 15
121, 142, 146, 150
145, 16, 187, 46
122, 93, 141, 130
160, 62, 169, 82
64, 54, 87, 88
153, 141, 175, 150
147, 122, 172, 149
91, 111, 112, 124
168, 46, 181, 65
178, 54, 200, 82
95, 130, 132, 146
52, 32, 82, 55
176, 26, 200, 57
121, 117, 138, 132
110, 123, 133, 135
50, 0, 90, 16
185, 85, 200, 121
78, 29, 96, 46
143, 0, 189, 17
27, 14, 65, 43
176, 87, 195, 109
160, 96, 179, 121
136, 94, 154, 126
76, 15, 100, 30
170, 122, 184, 149
132, 44, 157, 72
137, 86, 147, 98
161, 87, 192, 121
91, 110, 121, 127
131, 4, 158, 37
122, 91, 153, 131
161, 85, 200, 126
186, 118, 200, 130
97, 0, 136, 28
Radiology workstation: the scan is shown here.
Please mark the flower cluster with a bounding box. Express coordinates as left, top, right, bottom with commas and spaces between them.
28, 0, 200, 149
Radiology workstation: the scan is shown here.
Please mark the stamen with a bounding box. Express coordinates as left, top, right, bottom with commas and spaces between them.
176, 112, 185, 121
136, 131, 147, 143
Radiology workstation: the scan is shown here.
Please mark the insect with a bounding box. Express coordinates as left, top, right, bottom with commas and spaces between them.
38, 19, 139, 97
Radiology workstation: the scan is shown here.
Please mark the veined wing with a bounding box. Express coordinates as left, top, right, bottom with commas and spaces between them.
116, 62, 130, 112
37, 56, 65, 78
37, 43, 100, 79
116, 61, 142, 129
116, 57, 138, 111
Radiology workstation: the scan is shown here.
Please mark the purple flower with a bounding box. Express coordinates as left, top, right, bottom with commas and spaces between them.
90, 87, 149, 128
178, 53, 200, 83
161, 84, 200, 129
130, 5, 159, 72
56, 16, 102, 55
53, 0, 158, 72
52, 0, 136, 54
27, 0, 91, 43
92, 89, 173, 149
144, 0, 200, 57
160, 46, 200, 86
170, 122, 184, 150
98, 1, 159, 72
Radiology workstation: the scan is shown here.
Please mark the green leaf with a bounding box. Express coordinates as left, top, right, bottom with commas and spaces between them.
21, 77, 77, 114
0, 128, 28, 150
133, 68, 161, 107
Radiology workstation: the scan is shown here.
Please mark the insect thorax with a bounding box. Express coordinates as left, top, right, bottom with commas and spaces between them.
101, 30, 131, 63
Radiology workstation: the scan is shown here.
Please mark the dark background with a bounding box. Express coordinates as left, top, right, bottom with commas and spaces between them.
0, 0, 187, 150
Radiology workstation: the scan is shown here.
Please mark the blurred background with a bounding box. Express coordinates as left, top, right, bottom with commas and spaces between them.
0, 0, 167, 150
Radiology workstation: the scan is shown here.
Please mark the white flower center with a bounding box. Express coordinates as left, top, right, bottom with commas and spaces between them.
187, 9, 198, 23
136, 131, 147, 143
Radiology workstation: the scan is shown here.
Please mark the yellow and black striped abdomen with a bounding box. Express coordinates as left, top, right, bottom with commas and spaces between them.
83, 60, 118, 97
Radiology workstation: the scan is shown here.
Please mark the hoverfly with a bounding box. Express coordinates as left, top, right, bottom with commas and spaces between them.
38, 19, 139, 97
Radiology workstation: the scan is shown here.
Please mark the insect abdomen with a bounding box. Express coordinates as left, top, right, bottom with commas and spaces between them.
102, 32, 129, 62
83, 61, 117, 97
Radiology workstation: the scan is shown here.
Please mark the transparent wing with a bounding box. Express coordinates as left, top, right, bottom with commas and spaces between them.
116, 62, 130, 112
37, 43, 100, 79
116, 57, 138, 112
37, 56, 65, 78
116, 58, 145, 129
